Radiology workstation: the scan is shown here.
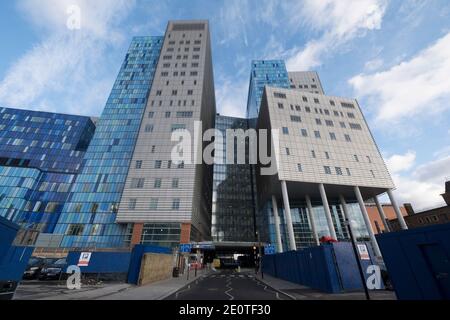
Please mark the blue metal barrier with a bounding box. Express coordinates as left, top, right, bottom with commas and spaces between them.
377, 223, 450, 300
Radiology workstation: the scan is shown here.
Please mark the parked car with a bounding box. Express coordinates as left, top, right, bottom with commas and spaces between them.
38, 259, 67, 281
23, 257, 57, 280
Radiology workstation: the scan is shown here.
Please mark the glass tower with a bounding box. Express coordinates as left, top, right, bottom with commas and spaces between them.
212, 115, 256, 242
55, 37, 164, 248
246, 60, 290, 122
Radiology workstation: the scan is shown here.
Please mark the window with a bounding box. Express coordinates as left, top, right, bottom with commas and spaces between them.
156, 90, 162, 96
325, 120, 334, 127
148, 112, 154, 118
311, 150, 316, 158
348, 113, 355, 119
172, 90, 178, 96
349, 123, 362, 130
370, 170, 376, 178
278, 103, 284, 109
171, 124, 186, 132
187, 90, 193, 95
340, 122, 346, 128
354, 155, 359, 162
172, 178, 179, 189
154, 179, 162, 189
325, 152, 330, 159
145, 124, 154, 133
330, 100, 336, 106
314, 131, 321, 139
346, 168, 352, 176
131, 178, 145, 189
128, 199, 137, 210
314, 98, 320, 104
177, 161, 185, 169
305, 107, 311, 113
67, 224, 84, 236
135, 161, 143, 169
297, 164, 303, 172
165, 112, 171, 118
367, 156, 372, 163
316, 119, 322, 125
341, 102, 355, 109
301, 129, 308, 137
274, 92, 287, 99
286, 148, 290, 156
177, 111, 193, 118
291, 115, 301, 122
345, 134, 352, 142
282, 127, 289, 135
172, 199, 181, 210
324, 166, 332, 175
329, 132, 337, 140
149, 198, 158, 210
151, 146, 156, 153
336, 167, 343, 175
302, 97, 308, 102
155, 160, 162, 169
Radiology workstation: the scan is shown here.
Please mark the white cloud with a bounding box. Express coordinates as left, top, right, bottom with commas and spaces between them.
285, 0, 388, 70
349, 32, 450, 122
0, 0, 134, 116
385, 150, 416, 174
386, 150, 449, 210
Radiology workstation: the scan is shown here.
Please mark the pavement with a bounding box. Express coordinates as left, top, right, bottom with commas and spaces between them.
255, 273, 398, 300
14, 268, 209, 300
165, 269, 293, 300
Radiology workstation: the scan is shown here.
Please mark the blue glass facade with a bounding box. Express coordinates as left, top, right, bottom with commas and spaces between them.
246, 60, 290, 121
0, 166, 41, 222
56, 37, 164, 248
0, 107, 95, 232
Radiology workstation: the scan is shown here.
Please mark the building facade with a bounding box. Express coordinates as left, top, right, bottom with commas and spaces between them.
254, 75, 408, 255
211, 115, 256, 243
0, 107, 95, 235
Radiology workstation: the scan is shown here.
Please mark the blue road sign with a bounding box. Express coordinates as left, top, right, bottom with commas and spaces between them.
180, 244, 192, 253
264, 244, 276, 255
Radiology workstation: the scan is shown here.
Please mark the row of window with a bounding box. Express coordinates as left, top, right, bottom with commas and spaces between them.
286, 148, 373, 164
274, 91, 356, 109
295, 164, 376, 178
160, 71, 199, 77
278, 103, 357, 121
130, 177, 180, 189
144, 123, 187, 133
168, 40, 202, 45
282, 128, 353, 142
150, 99, 197, 108
162, 54, 200, 61
128, 198, 181, 211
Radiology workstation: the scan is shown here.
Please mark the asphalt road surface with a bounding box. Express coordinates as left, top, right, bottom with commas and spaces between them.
166, 270, 293, 300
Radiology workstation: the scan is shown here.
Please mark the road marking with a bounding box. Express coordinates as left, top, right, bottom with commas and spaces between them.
225, 279, 234, 301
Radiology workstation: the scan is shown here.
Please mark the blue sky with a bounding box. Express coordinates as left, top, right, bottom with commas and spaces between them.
0, 0, 449, 210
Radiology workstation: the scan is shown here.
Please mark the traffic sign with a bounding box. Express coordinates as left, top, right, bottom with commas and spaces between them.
180, 244, 192, 253
264, 244, 276, 255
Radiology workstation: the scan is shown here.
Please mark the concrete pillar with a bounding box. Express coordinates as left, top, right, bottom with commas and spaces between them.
387, 189, 408, 230
271, 196, 283, 253
280, 181, 297, 251
305, 195, 320, 246
354, 186, 383, 258
318, 184, 337, 240
373, 196, 391, 232
339, 195, 351, 221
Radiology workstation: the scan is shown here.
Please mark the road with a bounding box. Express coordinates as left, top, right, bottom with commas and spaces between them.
166, 270, 293, 300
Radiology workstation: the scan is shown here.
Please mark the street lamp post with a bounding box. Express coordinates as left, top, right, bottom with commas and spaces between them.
345, 220, 370, 300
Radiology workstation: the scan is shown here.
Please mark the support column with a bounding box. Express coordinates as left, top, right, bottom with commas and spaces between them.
387, 189, 408, 230
280, 181, 297, 251
354, 186, 382, 258
131, 223, 144, 247
373, 196, 391, 232
318, 184, 337, 240
305, 195, 320, 246
272, 196, 283, 253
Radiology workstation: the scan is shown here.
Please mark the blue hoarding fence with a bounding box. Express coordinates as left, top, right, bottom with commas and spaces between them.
262, 242, 379, 294
377, 223, 450, 300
